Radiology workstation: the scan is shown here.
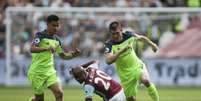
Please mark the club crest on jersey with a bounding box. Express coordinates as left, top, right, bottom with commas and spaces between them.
33, 38, 40, 44
105, 47, 110, 53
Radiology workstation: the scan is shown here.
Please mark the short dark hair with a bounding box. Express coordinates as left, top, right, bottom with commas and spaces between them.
109, 21, 121, 31
47, 14, 59, 23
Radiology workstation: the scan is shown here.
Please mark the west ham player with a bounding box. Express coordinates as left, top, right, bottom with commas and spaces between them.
70, 60, 126, 101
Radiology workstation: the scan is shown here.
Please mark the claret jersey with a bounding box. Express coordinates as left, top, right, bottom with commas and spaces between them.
83, 67, 122, 101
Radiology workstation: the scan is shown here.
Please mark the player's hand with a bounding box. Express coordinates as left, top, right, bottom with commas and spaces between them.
72, 48, 81, 57
152, 44, 159, 52
47, 47, 56, 53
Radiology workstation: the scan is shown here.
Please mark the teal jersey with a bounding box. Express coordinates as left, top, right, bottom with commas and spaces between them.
28, 30, 63, 76
105, 31, 143, 82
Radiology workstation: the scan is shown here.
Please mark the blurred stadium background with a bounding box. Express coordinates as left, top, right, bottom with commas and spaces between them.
0, 0, 201, 101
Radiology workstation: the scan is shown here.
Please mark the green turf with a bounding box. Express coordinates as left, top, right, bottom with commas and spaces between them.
0, 86, 200, 101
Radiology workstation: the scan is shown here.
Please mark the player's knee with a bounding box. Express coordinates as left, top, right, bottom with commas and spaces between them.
54, 89, 63, 99
35, 96, 44, 101
30, 97, 36, 101
142, 79, 151, 87
127, 96, 136, 101
34, 94, 44, 101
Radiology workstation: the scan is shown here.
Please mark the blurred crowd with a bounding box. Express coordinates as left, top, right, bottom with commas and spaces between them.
0, 0, 201, 59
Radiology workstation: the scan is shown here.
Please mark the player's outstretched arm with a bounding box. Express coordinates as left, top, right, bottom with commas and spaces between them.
134, 34, 159, 52
59, 48, 81, 60
81, 60, 97, 68
105, 45, 131, 65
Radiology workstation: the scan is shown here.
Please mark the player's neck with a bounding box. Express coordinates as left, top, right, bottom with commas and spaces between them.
46, 29, 54, 36
112, 37, 123, 43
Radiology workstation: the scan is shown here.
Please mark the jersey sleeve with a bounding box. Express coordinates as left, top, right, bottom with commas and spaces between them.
124, 31, 137, 44
31, 32, 42, 46
55, 36, 63, 54
104, 41, 112, 54
124, 31, 135, 38
83, 84, 95, 99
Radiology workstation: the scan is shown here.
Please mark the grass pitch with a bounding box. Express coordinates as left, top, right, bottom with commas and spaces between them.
0, 86, 200, 101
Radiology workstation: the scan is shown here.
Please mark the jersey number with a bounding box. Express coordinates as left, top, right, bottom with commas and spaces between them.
94, 70, 112, 90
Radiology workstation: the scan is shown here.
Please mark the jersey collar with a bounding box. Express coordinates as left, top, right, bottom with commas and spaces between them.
111, 33, 126, 45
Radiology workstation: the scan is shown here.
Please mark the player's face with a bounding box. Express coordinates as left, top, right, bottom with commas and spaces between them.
74, 72, 85, 84
110, 26, 123, 42
72, 67, 86, 84
47, 21, 60, 34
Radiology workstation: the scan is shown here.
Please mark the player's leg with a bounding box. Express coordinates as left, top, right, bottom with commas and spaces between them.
123, 78, 139, 101
29, 94, 44, 101
28, 73, 45, 101
121, 68, 143, 101
47, 74, 63, 101
109, 89, 126, 101
140, 64, 159, 101
49, 82, 63, 101
28, 97, 35, 101
35, 94, 44, 101
127, 96, 136, 101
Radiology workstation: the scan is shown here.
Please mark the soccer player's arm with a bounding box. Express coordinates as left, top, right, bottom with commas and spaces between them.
83, 84, 95, 101
30, 44, 50, 53
30, 34, 50, 53
133, 34, 159, 52
55, 38, 81, 60
81, 60, 97, 68
104, 43, 130, 65
58, 48, 81, 60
